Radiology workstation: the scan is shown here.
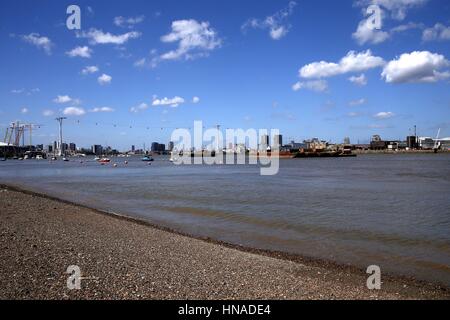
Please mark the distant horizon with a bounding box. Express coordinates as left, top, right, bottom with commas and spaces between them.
1, 0, 449, 150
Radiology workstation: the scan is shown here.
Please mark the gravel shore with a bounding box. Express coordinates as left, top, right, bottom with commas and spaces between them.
0, 186, 448, 300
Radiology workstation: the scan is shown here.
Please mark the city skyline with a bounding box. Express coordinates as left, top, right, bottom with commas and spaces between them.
1, 0, 450, 150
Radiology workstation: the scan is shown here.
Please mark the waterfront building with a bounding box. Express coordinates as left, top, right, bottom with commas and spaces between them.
418, 137, 435, 150
273, 135, 283, 149
260, 135, 269, 150
69, 143, 76, 152
92, 145, 103, 155
370, 135, 387, 150
151, 142, 166, 153
305, 138, 327, 150
407, 136, 418, 149
168, 141, 174, 152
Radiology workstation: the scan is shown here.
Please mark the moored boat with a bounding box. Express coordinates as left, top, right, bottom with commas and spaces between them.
141, 156, 154, 162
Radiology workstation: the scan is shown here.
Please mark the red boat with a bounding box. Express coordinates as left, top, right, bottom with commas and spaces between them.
98, 158, 111, 164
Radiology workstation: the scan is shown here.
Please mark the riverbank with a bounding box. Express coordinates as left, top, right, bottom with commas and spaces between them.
0, 185, 448, 300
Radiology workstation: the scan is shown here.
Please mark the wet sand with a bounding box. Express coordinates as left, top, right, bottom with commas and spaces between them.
0, 185, 448, 300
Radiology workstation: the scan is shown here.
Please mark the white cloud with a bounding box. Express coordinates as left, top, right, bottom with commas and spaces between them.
66, 46, 92, 58
114, 16, 145, 28
11, 89, 25, 94
348, 112, 362, 117
381, 51, 450, 83
292, 80, 328, 93
349, 74, 368, 86
374, 111, 395, 119
192, 96, 200, 104
156, 19, 221, 64
391, 22, 423, 33
134, 58, 147, 67
21, 33, 53, 55
152, 96, 185, 107
98, 74, 112, 85
77, 28, 141, 45
299, 50, 385, 79
353, 18, 390, 45
349, 98, 367, 106
130, 103, 149, 113
63, 107, 86, 116
81, 65, 99, 74
355, 0, 429, 20
422, 23, 450, 41
53, 95, 75, 104
242, 1, 297, 40
43, 110, 54, 117
21, 107, 29, 114
90, 107, 114, 113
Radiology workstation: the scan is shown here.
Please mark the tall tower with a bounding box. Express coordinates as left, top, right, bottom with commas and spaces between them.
55, 117, 67, 157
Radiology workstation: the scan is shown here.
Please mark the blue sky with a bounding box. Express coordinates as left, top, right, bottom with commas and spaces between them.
0, 0, 449, 150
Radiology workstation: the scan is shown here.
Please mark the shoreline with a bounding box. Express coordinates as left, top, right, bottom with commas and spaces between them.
0, 183, 449, 300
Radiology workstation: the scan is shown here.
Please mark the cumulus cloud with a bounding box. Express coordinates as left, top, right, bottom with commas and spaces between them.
21, 107, 29, 114
81, 65, 99, 75
242, 1, 297, 40
374, 111, 395, 119
114, 16, 145, 28
353, 0, 428, 45
97, 74, 112, 85
77, 28, 141, 45
155, 19, 221, 64
42, 110, 54, 117
152, 96, 185, 107
192, 96, 200, 104
90, 107, 114, 113
349, 98, 367, 106
422, 23, 450, 42
66, 46, 92, 58
53, 95, 76, 104
355, 0, 429, 20
292, 80, 328, 93
353, 18, 390, 45
349, 74, 368, 86
130, 103, 149, 113
299, 50, 385, 79
63, 107, 86, 116
381, 51, 450, 83
21, 33, 53, 55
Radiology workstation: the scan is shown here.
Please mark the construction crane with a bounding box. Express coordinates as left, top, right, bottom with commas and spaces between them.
3, 122, 43, 148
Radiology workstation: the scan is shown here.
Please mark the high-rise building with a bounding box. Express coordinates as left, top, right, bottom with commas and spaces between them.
168, 141, 174, 152
273, 135, 283, 148
151, 142, 159, 152
151, 142, 166, 152
92, 145, 103, 155
131, 145, 135, 152
343, 137, 351, 145
260, 135, 269, 150
69, 143, 76, 152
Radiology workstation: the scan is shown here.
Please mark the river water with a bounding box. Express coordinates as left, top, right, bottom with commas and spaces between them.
1, 154, 449, 285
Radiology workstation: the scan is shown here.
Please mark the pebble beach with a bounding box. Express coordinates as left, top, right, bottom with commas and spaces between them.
0, 185, 448, 300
